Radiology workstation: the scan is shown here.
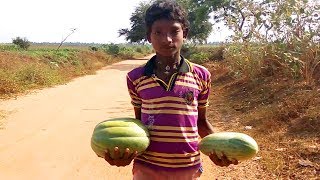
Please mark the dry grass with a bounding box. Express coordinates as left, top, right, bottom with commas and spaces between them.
206, 61, 320, 179
0, 50, 120, 99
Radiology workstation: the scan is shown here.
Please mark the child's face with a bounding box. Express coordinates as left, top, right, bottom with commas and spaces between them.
148, 19, 186, 57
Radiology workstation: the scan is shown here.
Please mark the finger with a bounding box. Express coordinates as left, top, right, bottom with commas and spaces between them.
129, 150, 139, 159
113, 147, 120, 160
104, 150, 115, 165
104, 149, 112, 161
123, 148, 130, 159
232, 159, 239, 165
220, 154, 230, 166
209, 152, 222, 165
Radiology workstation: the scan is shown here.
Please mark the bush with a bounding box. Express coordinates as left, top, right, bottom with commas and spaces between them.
118, 47, 135, 59
102, 43, 120, 55
223, 43, 265, 79
89, 46, 99, 51
0, 44, 20, 51
12, 37, 30, 50
189, 52, 210, 64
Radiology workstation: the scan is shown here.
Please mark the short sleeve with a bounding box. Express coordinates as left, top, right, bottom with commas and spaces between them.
127, 74, 142, 108
197, 73, 211, 108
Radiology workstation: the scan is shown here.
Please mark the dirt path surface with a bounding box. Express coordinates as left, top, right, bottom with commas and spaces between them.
0, 56, 219, 180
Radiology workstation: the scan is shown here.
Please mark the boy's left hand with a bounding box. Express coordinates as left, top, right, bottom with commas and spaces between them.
209, 152, 238, 167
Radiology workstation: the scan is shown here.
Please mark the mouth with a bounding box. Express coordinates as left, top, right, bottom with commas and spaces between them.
162, 46, 175, 50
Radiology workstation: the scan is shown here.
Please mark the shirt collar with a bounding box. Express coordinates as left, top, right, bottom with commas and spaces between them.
143, 55, 192, 76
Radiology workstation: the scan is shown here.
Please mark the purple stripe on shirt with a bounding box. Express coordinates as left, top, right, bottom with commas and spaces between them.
146, 141, 199, 153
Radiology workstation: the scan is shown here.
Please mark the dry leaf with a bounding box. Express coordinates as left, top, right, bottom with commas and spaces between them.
253, 156, 262, 161
298, 159, 314, 167
275, 148, 286, 151
309, 145, 317, 149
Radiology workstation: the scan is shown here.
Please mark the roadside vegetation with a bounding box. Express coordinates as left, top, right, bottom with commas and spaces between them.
0, 43, 153, 99
178, 0, 319, 178
188, 42, 319, 179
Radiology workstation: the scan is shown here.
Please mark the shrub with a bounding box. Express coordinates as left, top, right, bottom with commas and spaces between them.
0, 44, 20, 51
102, 43, 120, 55
12, 37, 30, 50
189, 52, 210, 64
89, 46, 99, 51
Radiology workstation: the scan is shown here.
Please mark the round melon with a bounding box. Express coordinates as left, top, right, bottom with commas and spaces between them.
199, 132, 259, 161
91, 118, 150, 159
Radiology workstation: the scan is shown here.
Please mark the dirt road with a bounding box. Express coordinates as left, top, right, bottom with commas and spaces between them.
0, 57, 216, 180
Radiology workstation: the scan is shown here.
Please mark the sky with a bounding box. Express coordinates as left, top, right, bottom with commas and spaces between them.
0, 0, 230, 44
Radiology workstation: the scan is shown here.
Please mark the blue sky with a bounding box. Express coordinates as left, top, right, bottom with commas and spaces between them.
0, 0, 231, 43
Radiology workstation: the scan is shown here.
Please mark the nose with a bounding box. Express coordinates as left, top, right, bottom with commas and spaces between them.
161, 33, 173, 43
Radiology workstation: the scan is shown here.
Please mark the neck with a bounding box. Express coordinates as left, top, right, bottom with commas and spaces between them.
154, 52, 182, 75
155, 51, 181, 65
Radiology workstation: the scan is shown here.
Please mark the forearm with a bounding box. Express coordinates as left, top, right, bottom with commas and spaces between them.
134, 107, 141, 120
197, 107, 214, 138
198, 119, 214, 138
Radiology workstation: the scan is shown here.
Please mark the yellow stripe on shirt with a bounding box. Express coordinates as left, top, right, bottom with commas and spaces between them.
175, 81, 201, 90
142, 103, 197, 110
141, 109, 198, 116
132, 76, 148, 86
142, 96, 186, 103
137, 82, 159, 92
141, 155, 200, 163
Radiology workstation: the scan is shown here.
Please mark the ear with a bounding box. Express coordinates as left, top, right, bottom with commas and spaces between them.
147, 33, 151, 43
183, 28, 189, 39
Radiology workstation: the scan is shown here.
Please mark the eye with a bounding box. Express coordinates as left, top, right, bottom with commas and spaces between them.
153, 31, 161, 35
171, 30, 180, 36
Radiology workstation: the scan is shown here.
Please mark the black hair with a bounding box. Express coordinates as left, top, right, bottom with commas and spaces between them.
145, 0, 189, 36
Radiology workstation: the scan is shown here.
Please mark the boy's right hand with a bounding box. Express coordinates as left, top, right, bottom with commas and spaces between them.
209, 152, 238, 167
104, 147, 138, 167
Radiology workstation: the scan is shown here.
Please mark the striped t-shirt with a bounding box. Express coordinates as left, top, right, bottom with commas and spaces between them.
126, 55, 211, 171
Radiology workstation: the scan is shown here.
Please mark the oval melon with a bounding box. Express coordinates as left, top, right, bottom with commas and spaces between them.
91, 118, 150, 159
199, 132, 259, 161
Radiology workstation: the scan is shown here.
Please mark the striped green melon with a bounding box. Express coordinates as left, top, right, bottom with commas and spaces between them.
199, 132, 259, 161
91, 118, 150, 159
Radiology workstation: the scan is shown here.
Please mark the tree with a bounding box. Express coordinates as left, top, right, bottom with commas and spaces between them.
199, 0, 319, 43
118, 2, 149, 43
180, 0, 213, 43
12, 37, 31, 50
119, 0, 213, 43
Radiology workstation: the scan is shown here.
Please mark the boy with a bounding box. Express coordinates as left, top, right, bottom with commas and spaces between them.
104, 0, 237, 179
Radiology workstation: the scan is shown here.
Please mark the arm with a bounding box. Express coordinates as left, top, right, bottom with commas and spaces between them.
134, 107, 142, 120
197, 107, 214, 138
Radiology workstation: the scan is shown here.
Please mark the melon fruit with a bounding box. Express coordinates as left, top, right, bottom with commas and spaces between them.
91, 118, 150, 159
199, 132, 259, 161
